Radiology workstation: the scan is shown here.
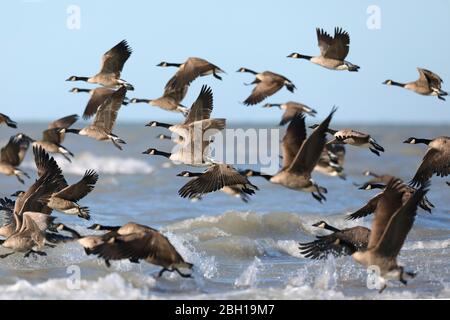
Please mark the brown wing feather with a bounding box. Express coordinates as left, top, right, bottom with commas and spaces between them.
83, 88, 115, 120
244, 80, 283, 106
93, 86, 127, 132
410, 148, 450, 187
54, 170, 98, 202
282, 113, 307, 169
0, 136, 21, 166
184, 85, 214, 125
99, 40, 132, 76
288, 107, 337, 174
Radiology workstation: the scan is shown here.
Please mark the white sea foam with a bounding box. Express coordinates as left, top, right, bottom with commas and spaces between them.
234, 257, 262, 288
22, 152, 154, 175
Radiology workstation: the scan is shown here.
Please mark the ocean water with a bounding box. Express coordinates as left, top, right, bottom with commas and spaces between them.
0, 123, 449, 300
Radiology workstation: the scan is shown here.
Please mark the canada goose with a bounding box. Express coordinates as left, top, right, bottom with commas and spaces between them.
20, 114, 78, 162
383, 68, 447, 101
403, 136, 450, 187
314, 144, 346, 179
78, 222, 193, 278
299, 221, 370, 260
177, 170, 255, 203
237, 68, 296, 105
0, 147, 64, 258
158, 57, 225, 90
0, 113, 17, 128
34, 149, 98, 220
288, 27, 360, 71
130, 84, 189, 116
66, 40, 134, 90
64, 86, 127, 150
69, 87, 129, 120
243, 109, 336, 202
351, 178, 429, 292
0, 197, 16, 238
0, 134, 31, 183
346, 180, 433, 220
263, 102, 317, 125
359, 171, 396, 187
145, 85, 215, 132
309, 125, 384, 156
178, 164, 258, 200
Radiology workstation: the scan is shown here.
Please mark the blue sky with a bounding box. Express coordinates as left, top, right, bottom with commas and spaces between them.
1, 0, 450, 124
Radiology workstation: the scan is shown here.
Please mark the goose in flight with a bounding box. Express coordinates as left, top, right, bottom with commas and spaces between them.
288, 27, 360, 71
66, 40, 134, 90
263, 102, 317, 125
0, 134, 31, 183
0, 113, 17, 128
383, 68, 447, 101
237, 68, 296, 106
64, 86, 127, 150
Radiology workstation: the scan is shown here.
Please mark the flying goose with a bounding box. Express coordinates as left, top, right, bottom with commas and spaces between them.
237, 68, 296, 106
309, 125, 384, 156
383, 68, 447, 101
404, 136, 450, 187
20, 114, 78, 162
177, 168, 257, 202
145, 84, 215, 132
34, 149, 98, 220
288, 27, 360, 71
346, 180, 433, 220
77, 222, 193, 278
244, 108, 336, 202
178, 164, 258, 200
351, 178, 429, 292
158, 57, 225, 91
130, 84, 189, 116
66, 40, 134, 90
0, 134, 31, 183
0, 113, 17, 128
358, 171, 396, 188
0, 147, 65, 258
263, 102, 317, 125
314, 144, 346, 179
70, 87, 130, 120
64, 86, 127, 150
299, 221, 370, 260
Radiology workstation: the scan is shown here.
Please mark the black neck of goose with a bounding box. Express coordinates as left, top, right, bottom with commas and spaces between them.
65, 128, 80, 134
153, 150, 171, 158
153, 122, 172, 129
323, 223, 340, 232
327, 128, 337, 135
74, 76, 90, 82
390, 81, 406, 87
134, 98, 151, 104
61, 225, 82, 239
414, 138, 432, 145
76, 88, 91, 93
186, 172, 202, 177
241, 68, 258, 75
296, 54, 313, 60
166, 63, 182, 67
251, 171, 273, 181
98, 225, 121, 231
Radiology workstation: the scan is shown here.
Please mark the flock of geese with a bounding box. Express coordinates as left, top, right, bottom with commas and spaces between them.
0, 27, 449, 292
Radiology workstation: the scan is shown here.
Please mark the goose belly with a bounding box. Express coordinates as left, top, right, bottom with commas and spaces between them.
270, 173, 311, 191
311, 57, 344, 70
48, 198, 78, 214
0, 163, 14, 175
2, 236, 34, 252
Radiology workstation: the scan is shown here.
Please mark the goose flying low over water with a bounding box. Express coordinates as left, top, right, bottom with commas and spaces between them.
34, 150, 98, 220
76, 222, 193, 278
0, 134, 30, 184
288, 27, 360, 71
177, 171, 258, 203
159, 57, 225, 91
404, 136, 450, 186
130, 85, 188, 116
66, 40, 134, 90
299, 221, 370, 260
263, 102, 317, 125
310, 125, 384, 156
0, 113, 17, 128
383, 68, 447, 101
346, 180, 434, 220
314, 143, 346, 179
177, 166, 258, 202
20, 114, 78, 162
70, 87, 130, 120
244, 108, 336, 202
237, 68, 296, 106
351, 178, 429, 292
64, 86, 127, 150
